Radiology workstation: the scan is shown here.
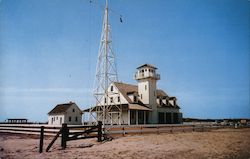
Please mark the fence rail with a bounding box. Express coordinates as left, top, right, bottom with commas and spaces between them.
104, 124, 246, 136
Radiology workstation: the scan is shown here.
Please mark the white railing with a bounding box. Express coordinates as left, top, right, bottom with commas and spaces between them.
134, 72, 160, 80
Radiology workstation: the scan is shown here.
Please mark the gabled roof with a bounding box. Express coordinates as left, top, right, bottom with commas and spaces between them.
156, 89, 169, 98
48, 102, 76, 115
136, 64, 157, 70
113, 82, 170, 103
113, 82, 138, 103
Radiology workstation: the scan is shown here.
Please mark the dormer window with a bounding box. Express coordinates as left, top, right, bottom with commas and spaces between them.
104, 97, 107, 103
111, 86, 113, 92
117, 96, 120, 102
134, 96, 137, 102
159, 99, 162, 105
166, 100, 169, 106
72, 109, 75, 112
110, 97, 113, 103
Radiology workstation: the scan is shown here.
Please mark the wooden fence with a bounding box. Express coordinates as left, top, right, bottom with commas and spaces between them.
1, 122, 248, 153
0, 121, 103, 153
104, 124, 237, 136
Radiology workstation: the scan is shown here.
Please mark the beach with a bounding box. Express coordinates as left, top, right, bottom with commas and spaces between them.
1, 128, 250, 159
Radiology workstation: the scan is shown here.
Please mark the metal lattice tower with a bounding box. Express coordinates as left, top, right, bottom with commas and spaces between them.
89, 0, 122, 126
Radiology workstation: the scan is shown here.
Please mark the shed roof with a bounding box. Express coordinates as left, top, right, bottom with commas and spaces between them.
129, 104, 152, 111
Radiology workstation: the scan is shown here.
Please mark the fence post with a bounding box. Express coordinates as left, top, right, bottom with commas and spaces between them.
122, 127, 125, 136
39, 126, 44, 153
61, 123, 68, 149
97, 121, 102, 142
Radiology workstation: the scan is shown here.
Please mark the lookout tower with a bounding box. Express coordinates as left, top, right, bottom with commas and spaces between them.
135, 64, 160, 123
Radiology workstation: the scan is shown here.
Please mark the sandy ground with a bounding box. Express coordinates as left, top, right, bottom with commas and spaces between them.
0, 128, 250, 159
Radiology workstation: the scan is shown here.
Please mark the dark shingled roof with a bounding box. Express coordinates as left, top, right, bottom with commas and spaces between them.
113, 82, 171, 103
114, 82, 138, 103
48, 102, 75, 115
136, 63, 157, 70
156, 89, 169, 98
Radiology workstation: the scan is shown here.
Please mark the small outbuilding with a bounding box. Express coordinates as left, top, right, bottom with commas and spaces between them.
48, 102, 82, 125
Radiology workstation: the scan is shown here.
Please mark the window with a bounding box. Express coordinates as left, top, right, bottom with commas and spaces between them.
159, 99, 162, 105
56, 117, 58, 120
111, 86, 113, 91
69, 116, 71, 122
138, 111, 144, 124
133, 96, 137, 102
145, 85, 147, 90
75, 117, 78, 122
104, 97, 107, 103
72, 109, 75, 112
117, 96, 120, 102
141, 94, 143, 99
110, 97, 113, 103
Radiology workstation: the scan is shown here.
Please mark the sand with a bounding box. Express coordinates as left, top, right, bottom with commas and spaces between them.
0, 128, 250, 159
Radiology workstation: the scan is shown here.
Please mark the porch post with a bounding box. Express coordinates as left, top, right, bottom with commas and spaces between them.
136, 110, 138, 125
128, 109, 130, 125
144, 111, 146, 124
171, 112, 174, 124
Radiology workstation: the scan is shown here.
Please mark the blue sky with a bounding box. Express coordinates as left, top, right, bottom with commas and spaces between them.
0, 0, 249, 122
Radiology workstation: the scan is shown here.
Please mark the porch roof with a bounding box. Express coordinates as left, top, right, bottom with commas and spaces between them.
128, 104, 152, 111
82, 104, 151, 112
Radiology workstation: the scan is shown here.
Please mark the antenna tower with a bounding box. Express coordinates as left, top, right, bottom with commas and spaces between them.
89, 0, 122, 125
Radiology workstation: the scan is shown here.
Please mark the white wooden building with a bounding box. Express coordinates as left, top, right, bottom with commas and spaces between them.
48, 102, 82, 125
84, 64, 182, 125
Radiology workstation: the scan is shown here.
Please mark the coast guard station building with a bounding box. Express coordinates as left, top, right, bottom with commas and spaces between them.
84, 64, 182, 125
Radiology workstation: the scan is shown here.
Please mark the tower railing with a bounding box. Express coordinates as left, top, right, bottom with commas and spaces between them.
134, 72, 160, 80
